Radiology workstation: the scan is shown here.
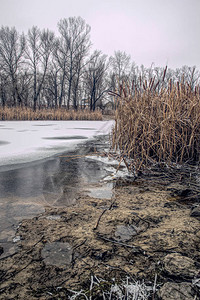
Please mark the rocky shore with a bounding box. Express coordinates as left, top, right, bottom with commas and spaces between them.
0, 161, 200, 299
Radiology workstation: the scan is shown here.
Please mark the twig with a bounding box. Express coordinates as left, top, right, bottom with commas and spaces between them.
25, 235, 44, 254
96, 233, 145, 254
71, 239, 87, 268
93, 209, 107, 231
0, 235, 44, 281
73, 239, 87, 251
0, 251, 18, 261
93, 200, 116, 231
1, 259, 34, 282
131, 212, 151, 228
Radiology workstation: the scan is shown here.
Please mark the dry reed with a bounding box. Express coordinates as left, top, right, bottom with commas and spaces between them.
0, 107, 102, 121
112, 80, 200, 173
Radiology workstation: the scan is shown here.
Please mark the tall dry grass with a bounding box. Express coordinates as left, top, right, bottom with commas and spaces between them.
112, 79, 200, 173
0, 107, 102, 121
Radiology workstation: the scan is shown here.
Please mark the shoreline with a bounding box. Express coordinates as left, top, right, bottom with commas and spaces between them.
0, 164, 199, 299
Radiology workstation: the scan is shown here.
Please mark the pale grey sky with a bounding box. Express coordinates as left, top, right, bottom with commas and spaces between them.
0, 0, 200, 70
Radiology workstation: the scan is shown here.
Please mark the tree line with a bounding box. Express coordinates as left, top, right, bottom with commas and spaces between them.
0, 16, 199, 111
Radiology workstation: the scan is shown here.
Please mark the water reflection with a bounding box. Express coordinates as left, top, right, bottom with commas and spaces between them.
0, 143, 109, 202
0, 157, 60, 198
0, 136, 113, 257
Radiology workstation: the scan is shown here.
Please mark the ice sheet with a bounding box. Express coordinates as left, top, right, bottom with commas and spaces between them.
0, 120, 114, 168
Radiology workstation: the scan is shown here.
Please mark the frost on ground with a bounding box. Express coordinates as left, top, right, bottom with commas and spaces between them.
69, 276, 152, 300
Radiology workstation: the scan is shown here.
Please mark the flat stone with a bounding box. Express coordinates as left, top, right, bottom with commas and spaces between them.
159, 282, 195, 300
115, 225, 139, 242
163, 253, 198, 278
41, 242, 73, 268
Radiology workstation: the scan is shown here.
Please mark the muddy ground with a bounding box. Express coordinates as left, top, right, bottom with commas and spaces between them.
0, 164, 200, 299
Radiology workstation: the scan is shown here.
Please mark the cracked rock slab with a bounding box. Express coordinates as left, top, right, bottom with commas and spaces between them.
163, 253, 198, 278
158, 282, 195, 300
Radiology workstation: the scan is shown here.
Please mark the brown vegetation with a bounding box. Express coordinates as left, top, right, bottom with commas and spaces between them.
0, 107, 102, 121
0, 168, 199, 299
112, 77, 200, 173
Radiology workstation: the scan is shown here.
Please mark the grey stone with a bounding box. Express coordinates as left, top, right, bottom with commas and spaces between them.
115, 225, 139, 242
159, 282, 195, 300
163, 253, 198, 278
41, 242, 73, 268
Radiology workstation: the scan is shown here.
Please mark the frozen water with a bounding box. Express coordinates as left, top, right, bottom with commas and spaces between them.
0, 120, 114, 169
0, 120, 115, 258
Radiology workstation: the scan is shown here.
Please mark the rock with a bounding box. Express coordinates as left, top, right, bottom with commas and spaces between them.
41, 242, 73, 268
114, 225, 139, 242
159, 282, 195, 300
163, 253, 198, 278
45, 215, 61, 221
190, 206, 200, 219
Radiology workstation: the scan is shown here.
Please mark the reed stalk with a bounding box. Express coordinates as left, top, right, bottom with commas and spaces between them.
112, 80, 200, 173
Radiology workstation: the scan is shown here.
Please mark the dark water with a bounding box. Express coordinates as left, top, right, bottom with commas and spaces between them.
0, 136, 113, 257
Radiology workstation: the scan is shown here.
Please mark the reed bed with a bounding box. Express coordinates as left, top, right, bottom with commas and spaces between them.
112, 80, 200, 173
0, 107, 102, 121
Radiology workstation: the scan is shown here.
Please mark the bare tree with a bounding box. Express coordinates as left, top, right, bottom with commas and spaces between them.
174, 65, 200, 90
0, 26, 26, 106
0, 71, 9, 107
84, 50, 108, 111
109, 50, 131, 84
50, 37, 70, 108
26, 26, 55, 110
58, 17, 91, 109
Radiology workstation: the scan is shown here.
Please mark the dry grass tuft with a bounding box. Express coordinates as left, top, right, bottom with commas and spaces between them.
0, 107, 102, 121
112, 80, 200, 173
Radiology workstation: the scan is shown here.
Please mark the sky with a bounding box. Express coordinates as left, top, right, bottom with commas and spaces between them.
0, 0, 200, 70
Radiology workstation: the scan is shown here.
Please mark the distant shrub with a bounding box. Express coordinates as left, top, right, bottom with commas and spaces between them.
0, 107, 102, 121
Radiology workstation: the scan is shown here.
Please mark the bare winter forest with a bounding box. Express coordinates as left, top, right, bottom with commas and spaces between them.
0, 16, 199, 116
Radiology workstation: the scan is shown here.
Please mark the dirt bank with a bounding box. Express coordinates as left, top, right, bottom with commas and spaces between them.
0, 165, 200, 299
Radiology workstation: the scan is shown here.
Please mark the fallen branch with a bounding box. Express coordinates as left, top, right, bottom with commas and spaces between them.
96, 233, 145, 254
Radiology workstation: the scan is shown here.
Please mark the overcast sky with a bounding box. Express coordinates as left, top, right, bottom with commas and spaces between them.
0, 0, 200, 70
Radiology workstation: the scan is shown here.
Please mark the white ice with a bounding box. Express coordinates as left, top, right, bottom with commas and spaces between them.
0, 120, 114, 168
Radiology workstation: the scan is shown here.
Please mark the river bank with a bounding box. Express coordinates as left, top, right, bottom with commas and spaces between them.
0, 160, 200, 299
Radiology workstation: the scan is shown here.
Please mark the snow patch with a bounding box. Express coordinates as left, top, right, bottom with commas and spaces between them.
0, 120, 114, 168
